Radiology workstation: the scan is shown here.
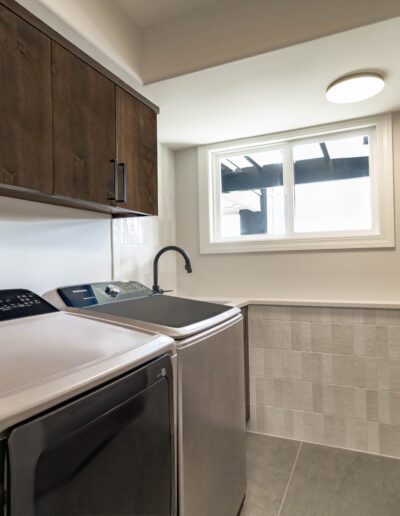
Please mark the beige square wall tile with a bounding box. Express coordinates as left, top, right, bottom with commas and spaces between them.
330, 307, 354, 323
263, 406, 285, 436
283, 410, 295, 439
388, 326, 400, 358
248, 318, 263, 348
263, 378, 275, 406
248, 305, 266, 320
255, 376, 265, 406
324, 414, 346, 448
263, 321, 284, 349
378, 391, 400, 425
367, 421, 380, 454
321, 384, 335, 415
311, 307, 332, 322
263, 306, 292, 321
354, 388, 367, 419
249, 375, 256, 405
303, 353, 333, 383
380, 423, 400, 458
291, 321, 312, 351
345, 418, 369, 452
389, 360, 400, 391
331, 323, 354, 355
312, 383, 323, 413
303, 412, 324, 444
374, 309, 400, 326
290, 306, 315, 321
282, 350, 303, 379
366, 389, 379, 421
292, 410, 305, 441
364, 357, 378, 389
311, 323, 332, 353
249, 347, 264, 377
264, 349, 283, 377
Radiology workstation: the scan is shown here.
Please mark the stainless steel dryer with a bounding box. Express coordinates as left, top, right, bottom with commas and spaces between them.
45, 281, 247, 516
0, 288, 176, 516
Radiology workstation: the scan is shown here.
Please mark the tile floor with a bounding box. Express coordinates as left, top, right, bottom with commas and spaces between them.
241, 432, 400, 516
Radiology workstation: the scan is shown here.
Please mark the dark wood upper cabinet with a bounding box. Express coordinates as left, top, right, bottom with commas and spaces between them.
116, 87, 158, 215
52, 42, 116, 205
0, 4, 52, 193
0, 0, 158, 216
138, 102, 158, 216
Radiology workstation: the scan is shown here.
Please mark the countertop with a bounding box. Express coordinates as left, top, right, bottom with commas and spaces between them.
185, 296, 400, 310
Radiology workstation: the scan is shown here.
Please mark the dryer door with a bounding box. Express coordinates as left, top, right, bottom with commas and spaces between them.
8, 355, 175, 516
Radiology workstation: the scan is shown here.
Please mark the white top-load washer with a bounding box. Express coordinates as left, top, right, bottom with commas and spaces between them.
0, 288, 176, 516
44, 280, 247, 516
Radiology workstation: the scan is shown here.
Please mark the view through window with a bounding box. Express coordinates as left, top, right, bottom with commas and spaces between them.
218, 132, 372, 239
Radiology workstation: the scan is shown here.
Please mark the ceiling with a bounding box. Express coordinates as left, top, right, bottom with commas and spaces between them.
142, 17, 400, 149
114, 0, 224, 27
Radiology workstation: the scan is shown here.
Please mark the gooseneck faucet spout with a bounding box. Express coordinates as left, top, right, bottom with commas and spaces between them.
152, 245, 192, 294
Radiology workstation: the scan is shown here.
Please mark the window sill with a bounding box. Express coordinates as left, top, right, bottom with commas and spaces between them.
200, 231, 395, 254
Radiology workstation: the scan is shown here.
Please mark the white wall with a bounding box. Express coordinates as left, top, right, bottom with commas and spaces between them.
112, 145, 177, 291
0, 197, 112, 294
175, 112, 400, 303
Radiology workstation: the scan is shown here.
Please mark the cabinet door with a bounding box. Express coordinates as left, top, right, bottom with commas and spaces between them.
52, 43, 116, 205
116, 87, 158, 215
0, 5, 52, 192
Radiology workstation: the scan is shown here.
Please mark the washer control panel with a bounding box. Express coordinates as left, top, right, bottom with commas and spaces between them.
58, 281, 154, 308
0, 289, 58, 321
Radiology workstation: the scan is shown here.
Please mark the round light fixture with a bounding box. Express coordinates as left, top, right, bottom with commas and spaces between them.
326, 72, 385, 104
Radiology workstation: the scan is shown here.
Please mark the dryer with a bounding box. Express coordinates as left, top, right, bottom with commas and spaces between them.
0, 289, 176, 516
45, 281, 247, 516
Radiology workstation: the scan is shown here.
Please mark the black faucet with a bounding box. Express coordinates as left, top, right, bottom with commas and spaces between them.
152, 246, 192, 294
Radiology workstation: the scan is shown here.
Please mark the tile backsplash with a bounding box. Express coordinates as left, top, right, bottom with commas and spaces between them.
248, 304, 400, 458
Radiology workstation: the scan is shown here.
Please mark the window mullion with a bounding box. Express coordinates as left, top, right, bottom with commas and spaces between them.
283, 144, 295, 235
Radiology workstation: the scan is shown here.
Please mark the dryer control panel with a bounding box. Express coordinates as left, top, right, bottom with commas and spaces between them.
57, 281, 154, 308
0, 289, 58, 321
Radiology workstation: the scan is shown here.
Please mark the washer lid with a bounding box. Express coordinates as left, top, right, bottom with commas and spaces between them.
84, 295, 240, 339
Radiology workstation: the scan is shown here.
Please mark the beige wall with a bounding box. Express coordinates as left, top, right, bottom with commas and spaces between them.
175, 112, 400, 303
142, 0, 400, 83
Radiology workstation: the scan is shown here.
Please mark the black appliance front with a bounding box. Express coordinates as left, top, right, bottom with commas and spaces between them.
0, 438, 5, 516
6, 354, 174, 516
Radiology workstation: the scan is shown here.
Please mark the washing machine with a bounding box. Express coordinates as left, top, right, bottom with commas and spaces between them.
0, 288, 176, 516
44, 280, 247, 516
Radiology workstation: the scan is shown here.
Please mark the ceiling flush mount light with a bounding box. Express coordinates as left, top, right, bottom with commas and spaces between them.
326, 73, 385, 104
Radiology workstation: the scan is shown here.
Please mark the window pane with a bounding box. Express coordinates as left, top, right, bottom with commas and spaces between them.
219, 149, 284, 237
293, 135, 372, 233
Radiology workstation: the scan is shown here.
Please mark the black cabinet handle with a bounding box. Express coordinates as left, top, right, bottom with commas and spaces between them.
107, 159, 119, 201
117, 162, 127, 203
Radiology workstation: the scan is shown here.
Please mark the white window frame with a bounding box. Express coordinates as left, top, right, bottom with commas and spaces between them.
198, 114, 394, 254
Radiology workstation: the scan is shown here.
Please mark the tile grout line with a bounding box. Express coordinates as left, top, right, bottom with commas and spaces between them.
276, 441, 303, 516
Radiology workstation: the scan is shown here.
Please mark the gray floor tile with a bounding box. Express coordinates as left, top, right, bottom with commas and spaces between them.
241, 432, 300, 516
280, 442, 400, 516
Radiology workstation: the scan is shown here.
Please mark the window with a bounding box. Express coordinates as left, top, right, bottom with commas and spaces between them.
198, 115, 394, 253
